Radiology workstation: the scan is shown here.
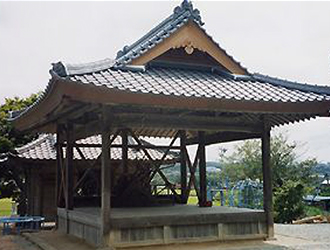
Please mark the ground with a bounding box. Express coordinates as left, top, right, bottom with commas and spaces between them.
0, 235, 39, 250
0, 224, 330, 250
274, 224, 330, 250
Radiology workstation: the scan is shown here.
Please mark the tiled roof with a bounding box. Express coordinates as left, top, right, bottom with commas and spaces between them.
68, 66, 330, 103
113, 0, 247, 73
13, 134, 178, 162
9, 0, 330, 131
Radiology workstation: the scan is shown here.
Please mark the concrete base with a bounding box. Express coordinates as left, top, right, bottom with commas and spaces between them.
57, 205, 267, 248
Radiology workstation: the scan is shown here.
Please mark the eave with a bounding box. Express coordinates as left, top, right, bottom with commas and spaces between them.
12, 75, 330, 135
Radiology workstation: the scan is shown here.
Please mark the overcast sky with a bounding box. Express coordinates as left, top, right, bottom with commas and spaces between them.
1, 1, 330, 163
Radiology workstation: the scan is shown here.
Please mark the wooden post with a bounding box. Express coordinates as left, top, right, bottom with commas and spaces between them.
198, 131, 207, 207
122, 129, 128, 176
100, 107, 112, 245
180, 130, 187, 203
56, 125, 64, 210
262, 120, 274, 238
32, 169, 42, 215
65, 123, 74, 210
26, 167, 32, 215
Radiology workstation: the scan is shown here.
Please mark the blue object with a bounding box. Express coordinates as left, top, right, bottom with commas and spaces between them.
0, 216, 45, 235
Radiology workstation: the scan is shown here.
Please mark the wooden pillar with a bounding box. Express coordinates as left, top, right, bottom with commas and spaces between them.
122, 129, 128, 176
198, 131, 207, 207
26, 167, 32, 215
262, 121, 274, 238
65, 123, 74, 210
56, 125, 64, 210
33, 169, 42, 215
180, 130, 187, 203
100, 107, 111, 245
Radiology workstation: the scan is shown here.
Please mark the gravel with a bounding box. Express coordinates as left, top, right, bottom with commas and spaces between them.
276, 224, 330, 242
274, 224, 330, 250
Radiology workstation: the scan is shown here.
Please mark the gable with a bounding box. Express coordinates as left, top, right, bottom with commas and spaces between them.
151, 47, 229, 71
131, 21, 247, 75
114, 1, 248, 75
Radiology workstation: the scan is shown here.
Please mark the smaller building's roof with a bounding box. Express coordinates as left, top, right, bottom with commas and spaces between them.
7, 134, 178, 162
304, 195, 330, 202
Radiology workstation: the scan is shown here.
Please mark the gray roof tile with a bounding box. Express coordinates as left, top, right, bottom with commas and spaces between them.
15, 134, 178, 162
67, 66, 330, 103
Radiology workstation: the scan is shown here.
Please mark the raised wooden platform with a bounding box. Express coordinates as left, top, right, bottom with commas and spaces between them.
57, 205, 267, 248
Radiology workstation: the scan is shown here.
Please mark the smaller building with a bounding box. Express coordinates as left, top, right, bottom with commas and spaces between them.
0, 134, 179, 221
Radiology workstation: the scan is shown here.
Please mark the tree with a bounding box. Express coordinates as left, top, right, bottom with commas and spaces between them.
219, 132, 318, 223
274, 181, 305, 223
0, 94, 39, 200
220, 133, 317, 188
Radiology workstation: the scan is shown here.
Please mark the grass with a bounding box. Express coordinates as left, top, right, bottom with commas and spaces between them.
0, 198, 12, 217
304, 205, 330, 217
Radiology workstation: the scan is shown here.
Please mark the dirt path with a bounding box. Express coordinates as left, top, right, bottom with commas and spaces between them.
271, 224, 330, 250
30, 231, 95, 250
0, 235, 39, 250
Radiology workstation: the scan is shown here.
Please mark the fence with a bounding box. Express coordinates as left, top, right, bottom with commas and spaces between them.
207, 175, 263, 209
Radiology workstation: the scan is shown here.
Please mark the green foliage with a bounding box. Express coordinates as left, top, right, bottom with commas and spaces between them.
0, 93, 39, 199
274, 181, 305, 223
303, 205, 329, 217
220, 133, 317, 189
0, 94, 39, 154
219, 132, 318, 223
320, 186, 330, 196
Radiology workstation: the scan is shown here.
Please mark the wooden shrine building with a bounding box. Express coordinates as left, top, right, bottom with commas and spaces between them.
10, 1, 330, 248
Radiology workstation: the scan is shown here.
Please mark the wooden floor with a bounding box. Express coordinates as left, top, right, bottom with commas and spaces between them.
76, 204, 262, 216
72, 205, 264, 228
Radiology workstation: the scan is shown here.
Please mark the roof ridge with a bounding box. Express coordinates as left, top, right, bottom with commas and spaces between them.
51, 58, 115, 77
114, 0, 203, 67
253, 73, 330, 96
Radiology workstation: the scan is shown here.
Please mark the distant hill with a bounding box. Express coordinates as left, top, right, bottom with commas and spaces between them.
313, 163, 330, 176
162, 161, 221, 172
155, 161, 221, 184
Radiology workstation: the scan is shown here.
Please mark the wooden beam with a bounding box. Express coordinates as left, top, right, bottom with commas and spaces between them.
262, 118, 274, 239
62, 143, 181, 150
148, 131, 180, 181
186, 146, 200, 201
129, 129, 181, 200
114, 113, 261, 133
180, 130, 187, 203
100, 107, 112, 244
65, 123, 74, 211
186, 131, 261, 146
198, 131, 207, 207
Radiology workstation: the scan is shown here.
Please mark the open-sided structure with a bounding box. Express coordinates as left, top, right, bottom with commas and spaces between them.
11, 1, 330, 248
0, 134, 178, 222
